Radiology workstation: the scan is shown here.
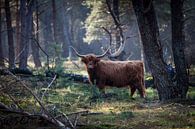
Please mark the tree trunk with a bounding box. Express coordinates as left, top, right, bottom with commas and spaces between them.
51, 0, 62, 63
171, 0, 188, 98
61, 0, 72, 58
113, 0, 120, 51
5, 0, 15, 69
15, 0, 20, 61
132, 0, 177, 101
113, 0, 120, 46
51, 0, 58, 43
19, 0, 27, 69
41, 12, 53, 56
0, 6, 5, 67
31, 42, 42, 68
19, 0, 33, 69
31, 0, 42, 68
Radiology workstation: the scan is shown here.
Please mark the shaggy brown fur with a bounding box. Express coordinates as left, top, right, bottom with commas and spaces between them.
81, 55, 146, 98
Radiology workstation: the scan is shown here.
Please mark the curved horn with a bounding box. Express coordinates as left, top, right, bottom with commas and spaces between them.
96, 47, 110, 58
69, 46, 86, 58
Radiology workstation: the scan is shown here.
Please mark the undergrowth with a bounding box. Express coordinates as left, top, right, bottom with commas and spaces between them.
0, 63, 195, 129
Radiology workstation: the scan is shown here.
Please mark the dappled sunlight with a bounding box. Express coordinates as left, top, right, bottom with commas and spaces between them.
145, 87, 159, 100
64, 61, 88, 75
1, 0, 195, 128
187, 87, 195, 99
90, 101, 133, 114
0, 74, 194, 128
54, 88, 72, 95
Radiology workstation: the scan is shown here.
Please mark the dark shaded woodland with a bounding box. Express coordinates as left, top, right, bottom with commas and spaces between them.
0, 0, 195, 129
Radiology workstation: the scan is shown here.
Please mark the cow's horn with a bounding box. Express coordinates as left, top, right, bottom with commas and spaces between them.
96, 47, 110, 58
70, 46, 86, 58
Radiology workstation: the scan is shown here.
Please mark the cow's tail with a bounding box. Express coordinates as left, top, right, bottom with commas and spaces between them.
141, 62, 146, 98
141, 62, 145, 87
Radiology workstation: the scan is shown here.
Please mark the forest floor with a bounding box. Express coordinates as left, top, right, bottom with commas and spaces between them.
0, 74, 195, 129
41, 83, 195, 129
0, 62, 195, 129
62, 85, 195, 129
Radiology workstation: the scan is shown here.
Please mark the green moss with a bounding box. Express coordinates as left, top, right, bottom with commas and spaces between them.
118, 111, 134, 120
1, 72, 195, 129
0, 96, 12, 105
145, 87, 159, 100
78, 124, 118, 129
187, 87, 195, 99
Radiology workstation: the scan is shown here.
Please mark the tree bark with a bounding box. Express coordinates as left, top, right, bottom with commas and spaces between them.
113, 0, 121, 51
15, 0, 20, 61
19, 0, 33, 69
41, 11, 53, 56
0, 6, 5, 67
61, 0, 72, 58
51, 0, 58, 43
31, 0, 42, 68
51, 0, 62, 63
5, 0, 15, 69
19, 0, 27, 69
132, 0, 177, 101
171, 0, 188, 98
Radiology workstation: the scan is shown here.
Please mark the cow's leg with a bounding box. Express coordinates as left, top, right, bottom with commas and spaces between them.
97, 80, 106, 94
140, 76, 146, 98
137, 85, 146, 98
140, 80, 146, 98
99, 87, 106, 94
134, 77, 146, 98
130, 86, 136, 99
100, 87, 108, 98
90, 80, 100, 99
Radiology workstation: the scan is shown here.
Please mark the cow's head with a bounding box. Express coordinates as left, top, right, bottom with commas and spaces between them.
70, 42, 126, 69
70, 46, 109, 70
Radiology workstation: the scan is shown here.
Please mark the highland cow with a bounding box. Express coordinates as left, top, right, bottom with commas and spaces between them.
71, 46, 146, 98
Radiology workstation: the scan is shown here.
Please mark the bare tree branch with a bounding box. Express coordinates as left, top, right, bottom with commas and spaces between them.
73, 114, 80, 127
41, 74, 57, 101
30, 37, 50, 70
102, 27, 113, 54
70, 60, 80, 69
59, 111, 75, 129
183, 7, 195, 13
105, 0, 127, 58
6, 70, 66, 128
106, 0, 120, 27
6, 93, 24, 111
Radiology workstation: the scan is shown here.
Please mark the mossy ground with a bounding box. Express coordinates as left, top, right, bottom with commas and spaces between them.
44, 82, 195, 129
0, 62, 195, 129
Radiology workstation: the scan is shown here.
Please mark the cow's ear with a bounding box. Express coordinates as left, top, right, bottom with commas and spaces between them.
81, 57, 87, 63
95, 58, 100, 63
